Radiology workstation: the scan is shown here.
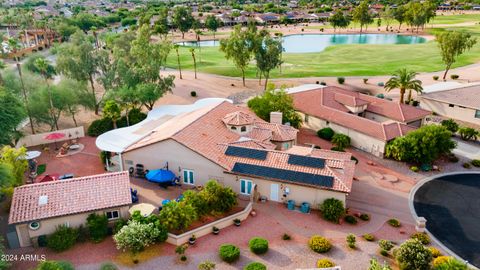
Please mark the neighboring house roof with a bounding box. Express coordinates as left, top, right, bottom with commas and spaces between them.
289, 86, 430, 141
223, 111, 255, 126
222, 145, 355, 193
420, 84, 480, 110
9, 172, 132, 224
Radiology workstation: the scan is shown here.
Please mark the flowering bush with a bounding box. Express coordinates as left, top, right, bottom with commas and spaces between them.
429, 247, 442, 258
317, 258, 335, 268
379, 239, 394, 251
395, 239, 433, 270
113, 220, 161, 253
308, 235, 332, 253
410, 232, 430, 245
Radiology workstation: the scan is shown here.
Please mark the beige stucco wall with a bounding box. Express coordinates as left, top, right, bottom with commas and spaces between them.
16, 206, 129, 247
420, 98, 480, 126
300, 112, 386, 157
123, 139, 227, 186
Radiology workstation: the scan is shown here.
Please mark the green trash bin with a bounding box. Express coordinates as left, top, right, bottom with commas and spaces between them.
300, 202, 310, 213
287, 200, 295, 210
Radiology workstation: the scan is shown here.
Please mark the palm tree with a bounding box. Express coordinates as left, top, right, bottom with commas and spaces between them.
34, 58, 58, 130
189, 48, 197, 79
384, 68, 423, 104
8, 38, 35, 134
173, 44, 183, 79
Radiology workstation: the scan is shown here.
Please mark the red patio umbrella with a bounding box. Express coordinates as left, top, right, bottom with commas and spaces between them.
44, 132, 65, 149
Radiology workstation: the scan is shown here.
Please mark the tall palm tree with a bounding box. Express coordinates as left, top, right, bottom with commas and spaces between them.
384, 68, 423, 104
34, 58, 58, 130
173, 44, 183, 79
8, 38, 35, 134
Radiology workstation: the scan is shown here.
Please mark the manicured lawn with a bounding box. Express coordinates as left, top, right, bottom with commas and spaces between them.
166, 19, 480, 78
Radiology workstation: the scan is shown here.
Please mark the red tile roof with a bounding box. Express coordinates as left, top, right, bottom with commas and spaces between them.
9, 172, 132, 224
222, 111, 255, 126
290, 87, 431, 141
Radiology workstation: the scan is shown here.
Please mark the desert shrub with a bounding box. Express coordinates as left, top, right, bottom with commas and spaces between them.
471, 159, 480, 167
320, 81, 327, 86
433, 256, 451, 267
433, 75, 439, 80
198, 260, 216, 270
346, 234, 356, 249
363, 233, 375, 241
380, 249, 389, 256
219, 244, 240, 263
410, 232, 430, 245
36, 260, 75, 270
282, 233, 291, 240
459, 127, 478, 141
450, 74, 459, 80
379, 239, 394, 251
87, 213, 108, 242
244, 262, 266, 270
395, 239, 433, 270
317, 128, 335, 141
47, 225, 79, 252
446, 153, 459, 163
317, 258, 335, 268
308, 235, 332, 253
369, 258, 393, 270
180, 255, 187, 261
410, 166, 419, 172
429, 247, 442, 258
363, 78, 369, 84
359, 213, 370, 221
441, 119, 459, 133
344, 215, 357, 224
319, 198, 345, 223
376, 93, 385, 99
388, 218, 401, 227
463, 162, 471, 169
190, 91, 197, 97
249, 237, 269, 255
434, 257, 467, 270
87, 118, 114, 136
337, 77, 345, 84
99, 262, 118, 270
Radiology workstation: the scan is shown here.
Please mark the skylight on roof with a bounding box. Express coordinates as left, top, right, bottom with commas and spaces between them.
38, 195, 48, 206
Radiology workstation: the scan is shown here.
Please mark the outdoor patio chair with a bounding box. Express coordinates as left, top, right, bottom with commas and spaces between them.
135, 164, 146, 178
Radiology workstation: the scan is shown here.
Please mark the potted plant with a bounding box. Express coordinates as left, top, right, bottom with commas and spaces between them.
233, 218, 241, 227
212, 226, 220, 235
189, 234, 196, 245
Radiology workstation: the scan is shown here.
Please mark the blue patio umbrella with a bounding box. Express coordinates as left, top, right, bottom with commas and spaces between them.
145, 169, 176, 184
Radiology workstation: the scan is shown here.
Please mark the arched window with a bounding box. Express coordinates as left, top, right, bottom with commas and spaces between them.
240, 126, 247, 132
231, 126, 237, 130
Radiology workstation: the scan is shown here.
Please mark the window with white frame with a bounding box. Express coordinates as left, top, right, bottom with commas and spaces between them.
106, 210, 120, 220
475, 110, 480, 119
182, 169, 195, 185
240, 179, 253, 195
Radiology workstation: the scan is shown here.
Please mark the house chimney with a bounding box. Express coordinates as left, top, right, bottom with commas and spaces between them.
270, 112, 283, 124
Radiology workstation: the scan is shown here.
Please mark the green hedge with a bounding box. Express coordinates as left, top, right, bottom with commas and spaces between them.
87, 109, 147, 137
219, 244, 240, 263
47, 225, 79, 252
317, 128, 335, 141
244, 262, 266, 270
249, 237, 269, 255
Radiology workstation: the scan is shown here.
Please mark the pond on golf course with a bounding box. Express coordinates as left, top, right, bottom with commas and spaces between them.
177, 33, 427, 53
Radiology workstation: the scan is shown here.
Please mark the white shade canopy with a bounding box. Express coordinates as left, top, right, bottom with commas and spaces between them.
25, 151, 41, 160
129, 203, 156, 217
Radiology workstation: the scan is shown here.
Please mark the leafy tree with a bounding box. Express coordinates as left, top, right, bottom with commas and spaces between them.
458, 127, 479, 141
440, 119, 459, 133
393, 5, 406, 30
368, 259, 392, 270
352, 1, 373, 33
159, 201, 197, 232
247, 85, 302, 128
56, 79, 84, 127
319, 198, 345, 223
384, 68, 423, 104
183, 190, 208, 217
86, 213, 108, 242
72, 12, 106, 31
173, 6, 194, 38
114, 220, 161, 254
136, 80, 175, 111
54, 22, 79, 41
24, 55, 56, 78
205, 15, 221, 38
103, 100, 121, 129
381, 6, 395, 31
395, 239, 433, 270
0, 146, 27, 186
436, 31, 477, 80
153, 7, 170, 37
255, 36, 283, 90
56, 31, 106, 114
0, 89, 25, 146
0, 237, 10, 270
201, 180, 237, 213
35, 260, 74, 270
329, 11, 350, 32
385, 125, 456, 165
220, 25, 252, 86
331, 134, 351, 151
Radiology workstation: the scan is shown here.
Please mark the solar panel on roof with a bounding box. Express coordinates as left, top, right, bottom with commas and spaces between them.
231, 163, 334, 188
225, 146, 267, 160
288, 154, 325, 168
